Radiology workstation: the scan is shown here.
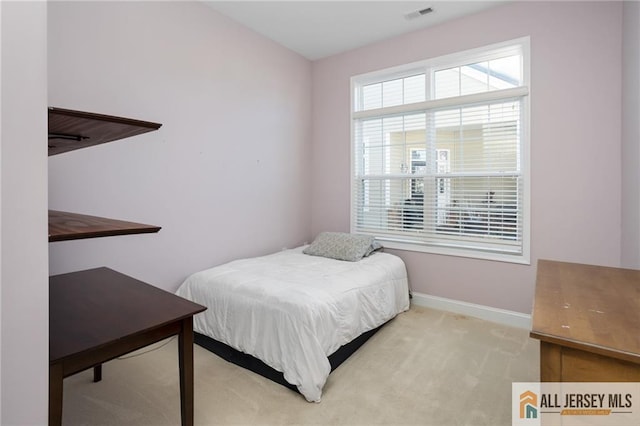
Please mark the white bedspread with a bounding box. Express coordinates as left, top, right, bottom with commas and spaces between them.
176, 246, 409, 402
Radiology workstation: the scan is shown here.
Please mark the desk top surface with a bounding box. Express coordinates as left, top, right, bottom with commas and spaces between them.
530, 259, 640, 364
50, 267, 205, 363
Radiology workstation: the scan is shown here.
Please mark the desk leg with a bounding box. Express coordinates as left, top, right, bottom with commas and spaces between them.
178, 317, 195, 426
49, 362, 63, 426
93, 364, 102, 382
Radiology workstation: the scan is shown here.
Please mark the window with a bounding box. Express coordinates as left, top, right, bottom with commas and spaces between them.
351, 38, 530, 263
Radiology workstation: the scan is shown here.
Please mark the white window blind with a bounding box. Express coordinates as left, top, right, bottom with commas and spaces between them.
351, 38, 530, 262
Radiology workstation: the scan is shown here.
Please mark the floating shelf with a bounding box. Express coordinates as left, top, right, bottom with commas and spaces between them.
48, 107, 162, 156
48, 107, 162, 241
49, 210, 161, 242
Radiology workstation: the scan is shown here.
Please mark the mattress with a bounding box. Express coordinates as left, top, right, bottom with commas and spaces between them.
176, 246, 410, 402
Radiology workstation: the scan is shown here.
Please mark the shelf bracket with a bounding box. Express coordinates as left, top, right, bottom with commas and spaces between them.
48, 133, 89, 141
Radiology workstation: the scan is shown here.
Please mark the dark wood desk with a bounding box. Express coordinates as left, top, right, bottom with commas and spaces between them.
530, 259, 640, 382
49, 267, 206, 425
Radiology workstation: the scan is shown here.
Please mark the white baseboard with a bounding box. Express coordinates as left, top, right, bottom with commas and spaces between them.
410, 291, 531, 330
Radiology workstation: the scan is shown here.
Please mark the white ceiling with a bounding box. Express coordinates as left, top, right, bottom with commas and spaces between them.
204, 1, 506, 61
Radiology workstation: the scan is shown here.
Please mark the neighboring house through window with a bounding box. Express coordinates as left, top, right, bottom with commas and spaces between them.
351, 38, 530, 263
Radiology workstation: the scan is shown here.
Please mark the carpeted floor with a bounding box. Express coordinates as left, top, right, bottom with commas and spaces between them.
62, 305, 539, 425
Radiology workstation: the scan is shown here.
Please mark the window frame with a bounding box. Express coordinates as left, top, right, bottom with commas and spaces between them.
350, 37, 530, 264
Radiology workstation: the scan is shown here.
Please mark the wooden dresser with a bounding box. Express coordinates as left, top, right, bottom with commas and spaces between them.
530, 259, 640, 382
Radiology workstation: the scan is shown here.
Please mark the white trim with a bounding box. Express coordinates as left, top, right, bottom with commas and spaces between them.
520, 36, 532, 267
410, 291, 531, 330
380, 239, 529, 265
352, 86, 529, 120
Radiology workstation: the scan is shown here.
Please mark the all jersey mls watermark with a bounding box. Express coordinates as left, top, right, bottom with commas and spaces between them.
513, 382, 640, 426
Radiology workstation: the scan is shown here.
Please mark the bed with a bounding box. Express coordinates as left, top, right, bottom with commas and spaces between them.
175, 232, 410, 402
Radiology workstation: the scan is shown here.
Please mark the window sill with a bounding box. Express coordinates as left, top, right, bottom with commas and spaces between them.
379, 239, 531, 265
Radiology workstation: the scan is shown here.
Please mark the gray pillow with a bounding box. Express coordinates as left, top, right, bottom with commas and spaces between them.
364, 240, 383, 257
303, 232, 378, 262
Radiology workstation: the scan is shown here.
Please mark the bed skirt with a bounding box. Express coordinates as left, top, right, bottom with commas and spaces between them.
194, 323, 385, 393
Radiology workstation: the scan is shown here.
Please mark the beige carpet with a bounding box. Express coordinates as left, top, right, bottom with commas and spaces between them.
62, 305, 539, 425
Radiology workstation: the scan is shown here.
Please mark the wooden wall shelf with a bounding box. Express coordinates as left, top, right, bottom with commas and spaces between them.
48, 107, 162, 241
49, 210, 161, 242
48, 107, 162, 156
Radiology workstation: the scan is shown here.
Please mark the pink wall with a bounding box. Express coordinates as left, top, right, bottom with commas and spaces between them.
48, 1, 312, 291
47, 1, 626, 315
311, 1, 623, 313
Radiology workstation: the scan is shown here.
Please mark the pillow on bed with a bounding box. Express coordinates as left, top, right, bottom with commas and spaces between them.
303, 232, 379, 262
364, 240, 383, 257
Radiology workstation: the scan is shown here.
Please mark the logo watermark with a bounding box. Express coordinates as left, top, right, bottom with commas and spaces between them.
512, 382, 640, 426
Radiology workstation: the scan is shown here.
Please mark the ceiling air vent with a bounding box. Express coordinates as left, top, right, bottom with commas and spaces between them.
405, 7, 434, 20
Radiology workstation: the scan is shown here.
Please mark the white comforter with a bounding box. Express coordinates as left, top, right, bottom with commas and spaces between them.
176, 246, 410, 402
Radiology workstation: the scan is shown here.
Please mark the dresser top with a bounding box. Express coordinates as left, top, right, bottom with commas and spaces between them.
530, 259, 640, 364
